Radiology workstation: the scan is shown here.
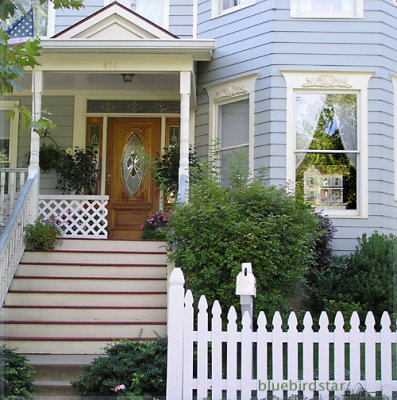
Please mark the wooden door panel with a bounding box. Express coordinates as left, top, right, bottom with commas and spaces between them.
106, 118, 161, 240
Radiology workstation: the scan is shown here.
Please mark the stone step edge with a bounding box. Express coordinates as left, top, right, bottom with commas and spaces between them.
3, 321, 166, 325
19, 262, 167, 267
14, 276, 167, 281
27, 250, 167, 255
8, 290, 167, 295
1, 336, 158, 341
4, 305, 167, 309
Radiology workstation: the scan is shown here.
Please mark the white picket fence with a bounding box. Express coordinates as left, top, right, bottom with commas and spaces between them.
166, 268, 397, 400
38, 195, 109, 239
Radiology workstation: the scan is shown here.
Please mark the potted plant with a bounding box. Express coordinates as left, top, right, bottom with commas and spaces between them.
24, 217, 63, 251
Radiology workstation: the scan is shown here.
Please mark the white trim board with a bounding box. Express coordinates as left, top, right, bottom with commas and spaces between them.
392, 75, 397, 202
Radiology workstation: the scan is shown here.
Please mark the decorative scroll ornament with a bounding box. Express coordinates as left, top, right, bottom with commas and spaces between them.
215, 84, 247, 100
302, 74, 352, 89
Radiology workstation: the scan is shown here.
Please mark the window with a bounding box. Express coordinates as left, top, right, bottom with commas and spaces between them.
290, 0, 363, 18
205, 74, 257, 183
212, 0, 255, 18
0, 101, 19, 168
282, 71, 373, 218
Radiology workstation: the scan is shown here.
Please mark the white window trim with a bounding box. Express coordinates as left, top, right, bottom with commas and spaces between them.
0, 100, 19, 168
392, 75, 397, 202
290, 0, 363, 19
211, 0, 255, 19
281, 70, 373, 219
205, 73, 257, 175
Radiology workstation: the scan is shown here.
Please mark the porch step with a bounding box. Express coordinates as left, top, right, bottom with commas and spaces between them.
1, 239, 168, 354
30, 354, 97, 399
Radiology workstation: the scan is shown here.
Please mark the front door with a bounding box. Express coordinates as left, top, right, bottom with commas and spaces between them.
106, 118, 161, 240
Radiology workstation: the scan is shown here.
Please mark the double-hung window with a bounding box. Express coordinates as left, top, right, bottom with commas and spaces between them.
0, 101, 19, 168
212, 0, 255, 17
290, 0, 363, 18
282, 71, 373, 217
205, 74, 257, 185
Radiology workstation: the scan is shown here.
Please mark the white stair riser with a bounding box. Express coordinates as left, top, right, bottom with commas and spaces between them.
11, 278, 167, 292
22, 252, 167, 265
5, 293, 167, 307
3, 340, 151, 354
17, 264, 167, 279
4, 324, 167, 338
1, 308, 167, 322
58, 239, 166, 253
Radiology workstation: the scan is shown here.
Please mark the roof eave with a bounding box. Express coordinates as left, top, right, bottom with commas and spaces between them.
40, 39, 215, 61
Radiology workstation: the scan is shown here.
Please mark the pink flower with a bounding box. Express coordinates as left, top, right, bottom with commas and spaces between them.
163, 217, 167, 221
112, 384, 126, 392
140, 224, 144, 230
160, 211, 164, 216
153, 213, 156, 217
154, 222, 157, 226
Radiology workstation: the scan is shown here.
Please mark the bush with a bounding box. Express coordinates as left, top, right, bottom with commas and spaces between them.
166, 163, 322, 317
140, 209, 172, 240
308, 232, 397, 323
55, 146, 98, 194
24, 217, 63, 251
72, 338, 167, 397
0, 345, 35, 400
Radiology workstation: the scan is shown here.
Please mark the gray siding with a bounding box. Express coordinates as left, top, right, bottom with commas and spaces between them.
14, 96, 74, 194
54, 0, 102, 35
196, 0, 397, 253
169, 0, 194, 37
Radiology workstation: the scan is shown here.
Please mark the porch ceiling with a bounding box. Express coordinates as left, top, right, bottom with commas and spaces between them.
18, 71, 180, 92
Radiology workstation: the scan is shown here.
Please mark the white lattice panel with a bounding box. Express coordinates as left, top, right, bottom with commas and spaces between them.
38, 195, 109, 239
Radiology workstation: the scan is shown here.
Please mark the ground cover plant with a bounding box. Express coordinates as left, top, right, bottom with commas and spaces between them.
72, 338, 167, 397
166, 159, 322, 318
0, 345, 35, 399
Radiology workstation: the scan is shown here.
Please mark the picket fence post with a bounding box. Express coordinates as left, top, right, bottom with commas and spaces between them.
166, 268, 185, 400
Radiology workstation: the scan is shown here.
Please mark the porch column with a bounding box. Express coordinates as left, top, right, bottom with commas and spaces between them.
177, 71, 191, 203
28, 69, 43, 221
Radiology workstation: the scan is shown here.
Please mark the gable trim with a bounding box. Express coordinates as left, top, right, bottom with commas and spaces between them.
52, 1, 178, 39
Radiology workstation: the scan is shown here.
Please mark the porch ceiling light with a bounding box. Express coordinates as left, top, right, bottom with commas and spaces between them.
122, 73, 134, 83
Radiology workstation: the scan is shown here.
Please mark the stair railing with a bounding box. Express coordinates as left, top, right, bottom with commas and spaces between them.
0, 170, 37, 307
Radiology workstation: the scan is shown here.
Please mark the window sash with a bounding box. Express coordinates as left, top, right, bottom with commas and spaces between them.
291, 0, 362, 18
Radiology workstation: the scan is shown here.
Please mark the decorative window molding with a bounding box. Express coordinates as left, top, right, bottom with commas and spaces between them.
0, 100, 19, 168
290, 0, 363, 18
392, 75, 397, 202
205, 73, 258, 179
281, 71, 373, 218
211, 0, 255, 18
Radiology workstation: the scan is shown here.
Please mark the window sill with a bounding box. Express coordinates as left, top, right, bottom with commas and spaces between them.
317, 209, 368, 219
212, 1, 255, 19
290, 12, 363, 19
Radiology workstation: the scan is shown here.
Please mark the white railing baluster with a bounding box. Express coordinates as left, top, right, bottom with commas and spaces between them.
0, 170, 37, 307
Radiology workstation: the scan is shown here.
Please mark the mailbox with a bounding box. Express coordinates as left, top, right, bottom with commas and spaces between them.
236, 262, 256, 297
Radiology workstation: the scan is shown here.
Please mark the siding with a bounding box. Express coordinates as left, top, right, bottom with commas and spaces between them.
14, 96, 74, 194
169, 0, 194, 37
196, 0, 397, 253
54, 0, 102, 35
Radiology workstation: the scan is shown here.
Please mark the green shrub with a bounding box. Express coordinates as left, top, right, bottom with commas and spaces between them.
0, 345, 35, 400
24, 217, 63, 251
72, 338, 167, 397
166, 163, 321, 317
140, 209, 172, 240
55, 146, 98, 194
308, 232, 397, 324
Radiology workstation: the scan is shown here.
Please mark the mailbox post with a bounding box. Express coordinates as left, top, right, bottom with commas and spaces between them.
235, 262, 256, 326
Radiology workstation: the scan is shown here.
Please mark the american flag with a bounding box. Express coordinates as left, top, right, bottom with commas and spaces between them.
5, 8, 34, 38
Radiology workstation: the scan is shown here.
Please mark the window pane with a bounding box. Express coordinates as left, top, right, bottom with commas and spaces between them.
219, 99, 249, 148
296, 93, 357, 151
297, 0, 354, 14
0, 110, 11, 162
133, 0, 163, 26
221, 0, 251, 11
220, 146, 249, 186
296, 153, 357, 210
